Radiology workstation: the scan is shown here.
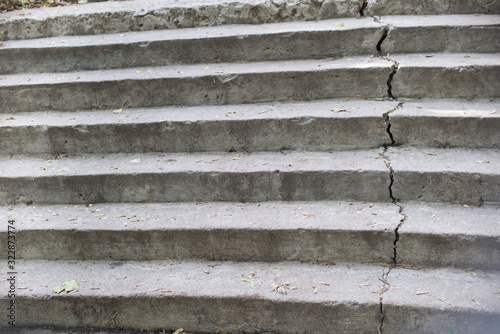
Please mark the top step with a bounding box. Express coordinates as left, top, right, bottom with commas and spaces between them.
1, 0, 498, 41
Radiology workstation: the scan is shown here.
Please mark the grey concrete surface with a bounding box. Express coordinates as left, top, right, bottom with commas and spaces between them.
1, 201, 400, 263
0, 57, 393, 112
382, 266, 500, 334
0, 0, 364, 41
387, 147, 500, 204
365, 0, 500, 16
0, 100, 397, 154
391, 53, 500, 99
0, 261, 498, 333
0, 260, 384, 333
0, 150, 391, 205
395, 202, 500, 270
380, 15, 500, 54
389, 100, 500, 148
0, 18, 384, 74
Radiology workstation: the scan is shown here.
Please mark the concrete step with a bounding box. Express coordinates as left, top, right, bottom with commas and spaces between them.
395, 202, 500, 270
1, 0, 497, 41
0, 148, 498, 205
379, 15, 500, 54
2, 15, 498, 75
390, 53, 500, 100
0, 18, 385, 74
2, 201, 401, 264
389, 100, 500, 149
387, 147, 500, 205
3, 201, 499, 270
1, 260, 498, 333
0, 150, 392, 205
1, 100, 498, 156
0, 0, 365, 41
0, 57, 393, 113
0, 100, 398, 154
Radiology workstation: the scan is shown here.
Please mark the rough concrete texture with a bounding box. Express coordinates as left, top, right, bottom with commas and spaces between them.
390, 53, 500, 99
0, 100, 397, 154
380, 15, 500, 54
1, 201, 400, 263
0, 0, 364, 41
387, 147, 500, 205
0, 150, 390, 205
382, 266, 500, 334
389, 100, 500, 149
1, 260, 384, 333
0, 261, 498, 333
0, 18, 385, 74
395, 202, 500, 270
365, 0, 500, 16
0, 57, 393, 112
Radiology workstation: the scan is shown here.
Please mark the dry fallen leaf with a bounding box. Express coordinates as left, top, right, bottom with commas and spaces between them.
313, 286, 318, 294
472, 299, 481, 306
416, 291, 430, 295
136, 282, 146, 287
319, 282, 330, 286
113, 108, 123, 114
354, 283, 372, 287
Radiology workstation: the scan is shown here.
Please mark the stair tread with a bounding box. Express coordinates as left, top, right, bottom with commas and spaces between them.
0, 100, 397, 126
392, 53, 500, 67
0, 56, 392, 87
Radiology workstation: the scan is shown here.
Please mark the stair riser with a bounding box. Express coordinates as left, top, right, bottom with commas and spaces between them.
397, 234, 500, 270
9, 229, 395, 264
0, 68, 391, 112
10, 296, 381, 333
0, 117, 389, 154
0, 28, 383, 74
0, 171, 390, 205
382, 26, 500, 54
392, 64, 500, 99
390, 116, 500, 149
393, 172, 500, 205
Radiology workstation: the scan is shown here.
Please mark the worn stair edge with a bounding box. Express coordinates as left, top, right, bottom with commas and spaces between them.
390, 53, 500, 100
1, 261, 499, 333
0, 18, 385, 74
0, 57, 393, 113
389, 100, 500, 149
0, 100, 398, 154
381, 266, 500, 334
387, 147, 500, 205
364, 0, 500, 16
1, 201, 400, 263
0, 0, 364, 41
394, 202, 500, 270
0, 150, 391, 205
379, 15, 500, 54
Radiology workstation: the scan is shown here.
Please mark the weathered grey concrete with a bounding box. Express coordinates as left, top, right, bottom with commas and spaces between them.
365, 0, 500, 16
0, 57, 393, 112
0, 100, 397, 154
396, 202, 500, 270
0, 150, 390, 205
1, 261, 498, 333
387, 147, 500, 205
380, 15, 500, 54
382, 266, 500, 334
391, 53, 500, 99
1, 260, 384, 333
0, 18, 384, 74
1, 201, 400, 263
0, 0, 364, 41
389, 100, 500, 148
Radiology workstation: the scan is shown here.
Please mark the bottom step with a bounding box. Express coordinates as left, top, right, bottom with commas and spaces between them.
2, 260, 499, 333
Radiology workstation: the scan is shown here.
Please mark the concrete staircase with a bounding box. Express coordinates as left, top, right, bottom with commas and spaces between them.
1, 0, 499, 333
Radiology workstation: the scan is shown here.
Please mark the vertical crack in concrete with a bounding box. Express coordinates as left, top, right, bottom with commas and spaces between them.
359, 0, 368, 17
377, 266, 391, 334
